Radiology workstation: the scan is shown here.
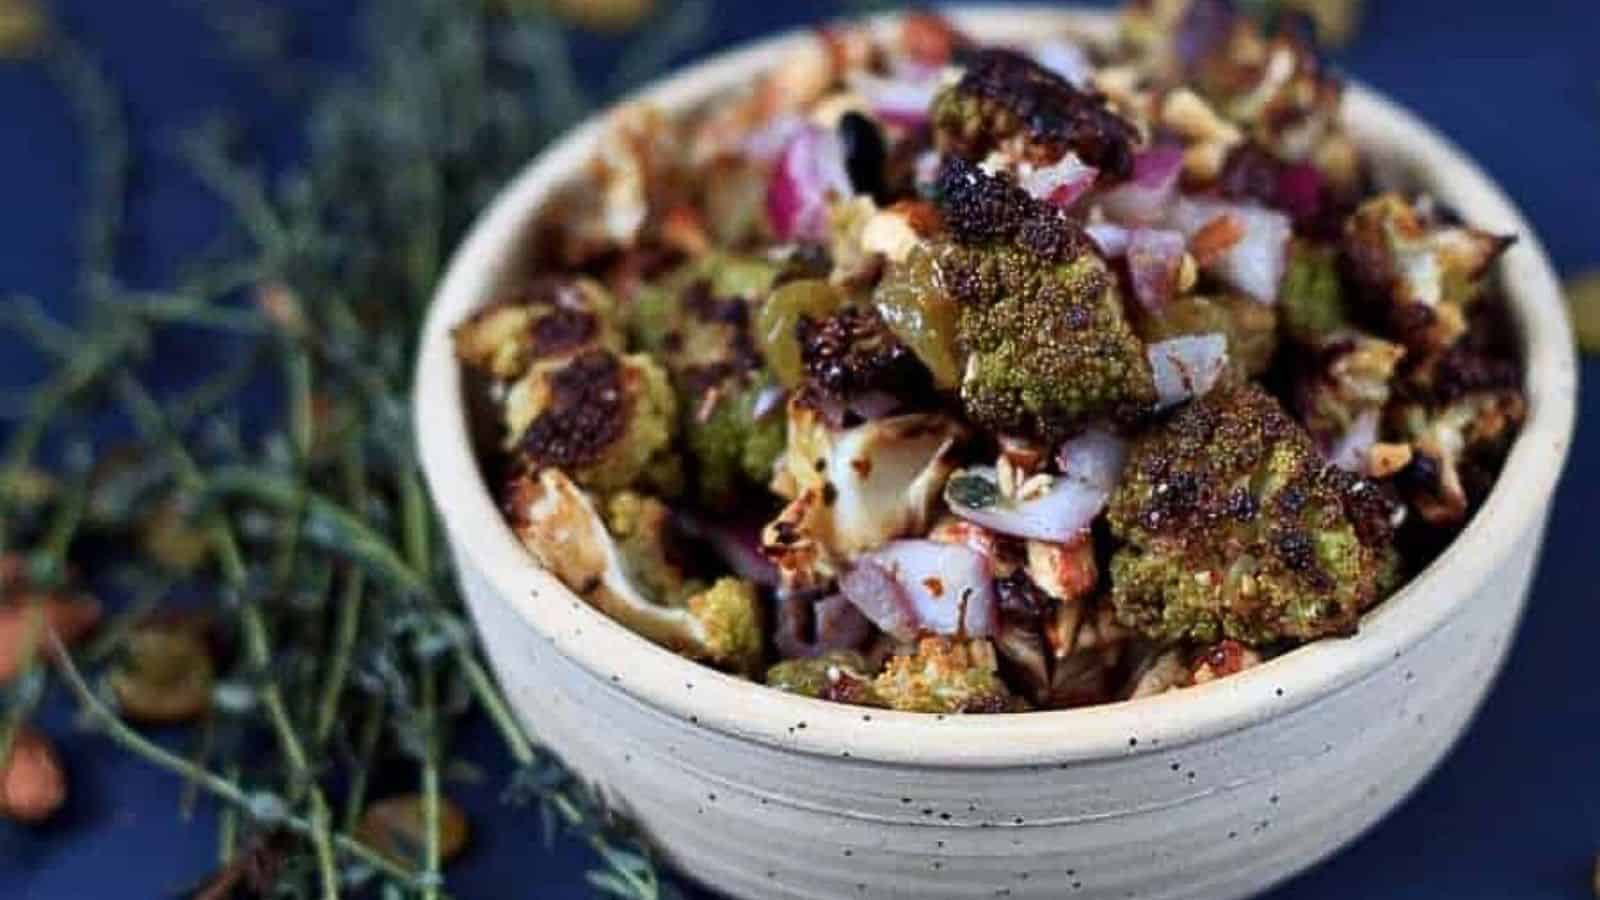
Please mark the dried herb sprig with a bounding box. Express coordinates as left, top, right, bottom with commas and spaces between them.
0, 0, 724, 895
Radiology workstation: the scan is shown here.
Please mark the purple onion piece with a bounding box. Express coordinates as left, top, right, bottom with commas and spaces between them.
1147, 334, 1230, 410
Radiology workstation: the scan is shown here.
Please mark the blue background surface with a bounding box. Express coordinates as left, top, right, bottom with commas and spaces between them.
1, 1, 1596, 897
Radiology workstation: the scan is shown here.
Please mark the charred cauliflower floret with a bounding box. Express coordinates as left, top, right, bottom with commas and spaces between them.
1293, 332, 1406, 468
1387, 342, 1525, 527
454, 277, 622, 381
507, 469, 763, 674
763, 405, 966, 591
931, 48, 1139, 177
504, 349, 679, 494
933, 159, 1157, 440
1343, 193, 1512, 353
1166, 2, 1345, 162
796, 304, 935, 415
630, 254, 786, 507
605, 492, 702, 607
765, 651, 886, 707
873, 637, 1014, 714
1107, 382, 1399, 644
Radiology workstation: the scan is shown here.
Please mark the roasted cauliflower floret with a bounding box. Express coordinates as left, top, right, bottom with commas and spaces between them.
504, 349, 679, 494
930, 159, 1157, 440
605, 492, 702, 607
453, 277, 622, 381
507, 469, 763, 674
630, 254, 786, 507
1292, 332, 1406, 467
1343, 193, 1512, 353
931, 47, 1138, 177
1107, 382, 1399, 644
873, 637, 1014, 714
765, 651, 885, 707
762, 406, 966, 591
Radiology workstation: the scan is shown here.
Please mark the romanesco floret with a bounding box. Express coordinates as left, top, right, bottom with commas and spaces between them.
930, 158, 1156, 440
873, 637, 1015, 714
629, 253, 786, 507
1106, 381, 1399, 645
765, 651, 885, 707
686, 577, 765, 677
505, 349, 680, 494
1343, 193, 1512, 353
931, 48, 1137, 176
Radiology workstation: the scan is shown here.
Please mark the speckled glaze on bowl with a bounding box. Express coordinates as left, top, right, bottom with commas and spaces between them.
415, 9, 1577, 899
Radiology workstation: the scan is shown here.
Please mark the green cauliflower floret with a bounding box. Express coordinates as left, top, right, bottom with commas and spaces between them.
454, 277, 622, 380
765, 651, 886, 707
872, 638, 1015, 714
1343, 193, 1512, 353
930, 158, 1156, 440
508, 470, 763, 674
630, 253, 786, 507
503, 349, 680, 494
605, 492, 703, 607
1107, 382, 1400, 645
686, 577, 766, 677
1278, 241, 1349, 346
930, 48, 1137, 176
1138, 293, 1279, 377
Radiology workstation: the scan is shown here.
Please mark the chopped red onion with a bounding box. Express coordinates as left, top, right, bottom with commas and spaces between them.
767, 124, 853, 242
845, 390, 902, 422
1168, 197, 1291, 303
1276, 163, 1327, 227
742, 114, 807, 163
1098, 147, 1185, 226
1148, 334, 1230, 410
841, 539, 996, 639
1021, 153, 1099, 209
1086, 222, 1131, 257
774, 592, 874, 659
1031, 39, 1094, 88
1126, 227, 1188, 311
1326, 408, 1380, 472
750, 385, 788, 422
943, 437, 1123, 545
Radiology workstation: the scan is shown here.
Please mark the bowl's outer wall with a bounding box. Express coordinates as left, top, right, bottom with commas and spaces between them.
417, 8, 1577, 900
454, 518, 1544, 900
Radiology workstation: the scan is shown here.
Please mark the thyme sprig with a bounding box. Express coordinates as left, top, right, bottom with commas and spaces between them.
0, 0, 724, 895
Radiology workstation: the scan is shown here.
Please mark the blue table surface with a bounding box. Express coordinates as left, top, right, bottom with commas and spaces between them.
2, 1, 1596, 897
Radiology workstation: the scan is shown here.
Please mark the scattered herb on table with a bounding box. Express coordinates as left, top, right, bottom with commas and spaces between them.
0, 0, 714, 896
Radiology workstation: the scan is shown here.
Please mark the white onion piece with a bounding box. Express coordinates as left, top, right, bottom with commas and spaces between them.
1086, 222, 1131, 257
1098, 147, 1185, 226
1326, 408, 1380, 472
842, 539, 996, 639
850, 72, 941, 129
944, 437, 1124, 544
1031, 39, 1094, 88
1167, 197, 1291, 303
1021, 153, 1099, 209
1126, 228, 1188, 311
767, 124, 853, 242
1148, 334, 1230, 410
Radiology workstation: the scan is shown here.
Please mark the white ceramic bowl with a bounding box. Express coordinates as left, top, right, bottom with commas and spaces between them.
415, 9, 1578, 899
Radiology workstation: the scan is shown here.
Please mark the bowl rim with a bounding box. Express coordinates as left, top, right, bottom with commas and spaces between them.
415, 6, 1578, 768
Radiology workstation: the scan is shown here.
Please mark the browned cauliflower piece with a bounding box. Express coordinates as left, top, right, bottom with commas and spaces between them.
873, 637, 1015, 714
